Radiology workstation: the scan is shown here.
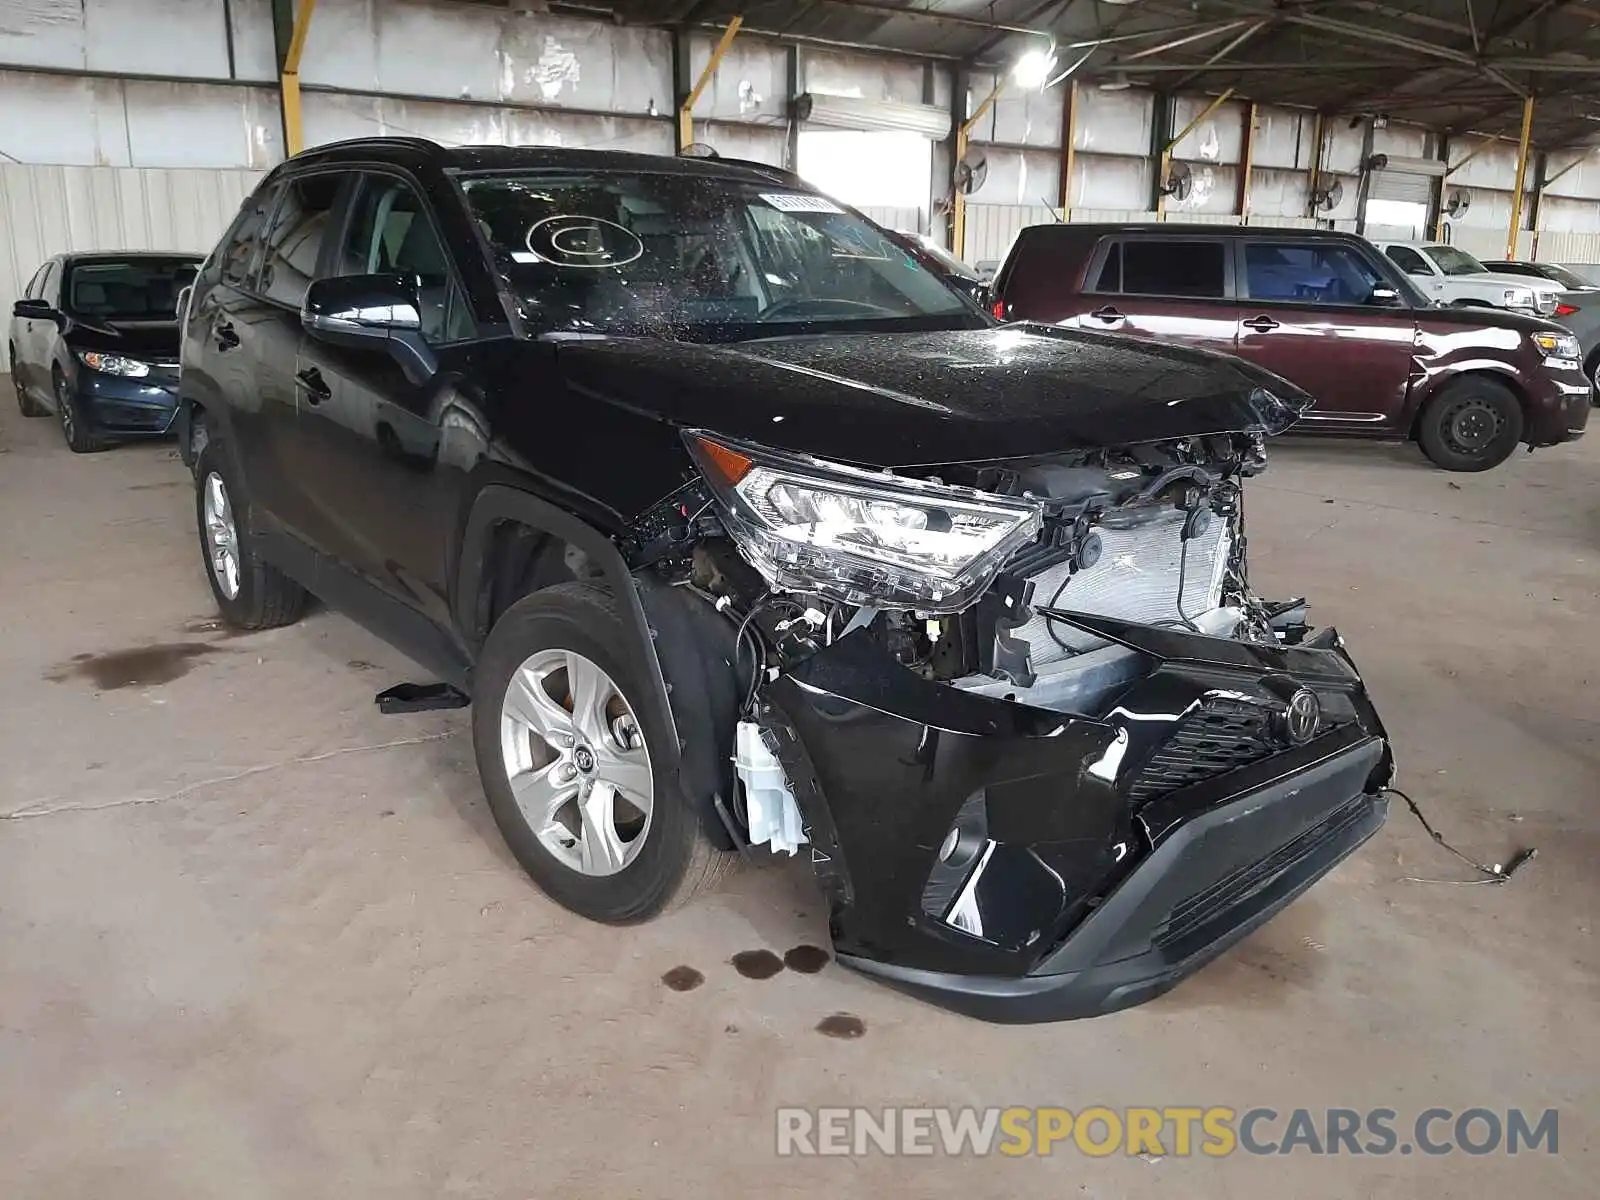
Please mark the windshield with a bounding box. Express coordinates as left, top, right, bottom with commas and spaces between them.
1538, 263, 1590, 288
1423, 245, 1488, 276
908, 235, 977, 280
65, 257, 199, 321
460, 172, 975, 339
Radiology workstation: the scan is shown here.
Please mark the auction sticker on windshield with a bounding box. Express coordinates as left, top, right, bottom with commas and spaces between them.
760, 193, 844, 214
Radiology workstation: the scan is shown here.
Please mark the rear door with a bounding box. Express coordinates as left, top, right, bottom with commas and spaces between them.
1232, 238, 1416, 430
190, 181, 288, 515
243, 171, 349, 543
11, 262, 49, 394
1076, 236, 1240, 354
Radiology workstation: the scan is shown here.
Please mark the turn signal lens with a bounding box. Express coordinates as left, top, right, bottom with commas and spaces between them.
688, 435, 754, 486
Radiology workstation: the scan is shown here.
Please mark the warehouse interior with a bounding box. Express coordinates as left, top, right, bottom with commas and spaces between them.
2, 1, 1598, 1197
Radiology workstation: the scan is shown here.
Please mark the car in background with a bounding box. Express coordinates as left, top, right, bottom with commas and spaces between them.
883, 229, 987, 303
9, 252, 201, 452
1495, 260, 1600, 292
989, 223, 1589, 471
1494, 261, 1600, 383
1372, 240, 1561, 316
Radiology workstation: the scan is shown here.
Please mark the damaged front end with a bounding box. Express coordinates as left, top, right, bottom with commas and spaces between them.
630, 423, 1392, 1022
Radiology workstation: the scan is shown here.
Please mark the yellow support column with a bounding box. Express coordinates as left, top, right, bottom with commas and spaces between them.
1506, 95, 1535, 260
953, 77, 1005, 260
678, 17, 743, 152
280, 0, 317, 157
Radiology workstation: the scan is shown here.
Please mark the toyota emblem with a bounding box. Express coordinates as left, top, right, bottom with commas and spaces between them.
1283, 689, 1321, 744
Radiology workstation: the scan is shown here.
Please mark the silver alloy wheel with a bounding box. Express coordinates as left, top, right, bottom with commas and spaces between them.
202, 471, 241, 599
500, 647, 653, 877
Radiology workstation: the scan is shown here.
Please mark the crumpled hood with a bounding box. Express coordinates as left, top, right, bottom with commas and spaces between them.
555, 324, 1311, 468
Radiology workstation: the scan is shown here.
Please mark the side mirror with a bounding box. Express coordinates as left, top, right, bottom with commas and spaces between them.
1369, 286, 1402, 307
302, 273, 422, 343
13, 298, 56, 320
302, 273, 435, 384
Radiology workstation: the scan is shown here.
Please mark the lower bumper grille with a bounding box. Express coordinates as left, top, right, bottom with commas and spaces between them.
1126, 697, 1276, 805
1154, 793, 1373, 954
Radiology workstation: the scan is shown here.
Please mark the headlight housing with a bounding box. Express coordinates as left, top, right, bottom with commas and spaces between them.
1531, 330, 1582, 363
76, 350, 150, 377
1502, 288, 1536, 311
686, 433, 1041, 614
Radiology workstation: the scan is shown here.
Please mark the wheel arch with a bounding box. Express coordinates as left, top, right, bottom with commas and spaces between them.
1406, 365, 1528, 440
455, 485, 738, 850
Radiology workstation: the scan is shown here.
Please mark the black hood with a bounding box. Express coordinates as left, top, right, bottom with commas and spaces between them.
65, 318, 181, 360
555, 324, 1311, 468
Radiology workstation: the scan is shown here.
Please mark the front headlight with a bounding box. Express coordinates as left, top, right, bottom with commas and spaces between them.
687, 433, 1041, 614
76, 351, 150, 377
1531, 330, 1582, 362
1503, 288, 1536, 311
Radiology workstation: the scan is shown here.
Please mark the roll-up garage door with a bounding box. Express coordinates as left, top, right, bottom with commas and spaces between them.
794, 93, 952, 140
1367, 153, 1445, 204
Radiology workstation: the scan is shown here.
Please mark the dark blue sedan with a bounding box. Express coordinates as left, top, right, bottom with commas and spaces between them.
9, 252, 202, 452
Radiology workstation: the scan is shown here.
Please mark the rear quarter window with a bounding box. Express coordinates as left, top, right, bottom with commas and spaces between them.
998, 228, 1093, 318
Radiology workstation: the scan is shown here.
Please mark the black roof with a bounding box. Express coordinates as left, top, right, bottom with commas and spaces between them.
58, 251, 205, 264
1018, 222, 1362, 240
287, 137, 799, 187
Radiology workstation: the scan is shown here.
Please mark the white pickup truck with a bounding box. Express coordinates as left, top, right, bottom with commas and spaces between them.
1373, 240, 1562, 316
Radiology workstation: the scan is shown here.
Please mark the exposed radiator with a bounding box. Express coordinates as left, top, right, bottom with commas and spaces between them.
1013, 509, 1231, 666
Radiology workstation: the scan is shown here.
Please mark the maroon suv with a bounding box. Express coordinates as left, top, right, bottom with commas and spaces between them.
990, 224, 1591, 470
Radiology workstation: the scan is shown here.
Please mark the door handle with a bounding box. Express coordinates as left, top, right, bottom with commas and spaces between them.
1089, 305, 1126, 324
213, 320, 239, 350
295, 366, 331, 404
1243, 315, 1282, 332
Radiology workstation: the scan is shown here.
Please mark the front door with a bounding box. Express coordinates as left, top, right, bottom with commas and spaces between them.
1232, 239, 1416, 431
1383, 244, 1446, 304
1076, 237, 1240, 355
292, 171, 476, 635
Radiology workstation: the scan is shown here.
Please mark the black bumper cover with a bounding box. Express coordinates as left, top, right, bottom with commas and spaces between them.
762, 614, 1392, 1023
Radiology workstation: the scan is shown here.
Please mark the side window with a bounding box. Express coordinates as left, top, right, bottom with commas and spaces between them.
336, 174, 470, 343
1385, 245, 1432, 276
1243, 243, 1387, 306
1090, 242, 1122, 292
40, 260, 63, 306
259, 174, 342, 308
219, 183, 282, 287
1122, 240, 1226, 299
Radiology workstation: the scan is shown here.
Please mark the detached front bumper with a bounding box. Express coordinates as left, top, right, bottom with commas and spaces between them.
762, 614, 1392, 1023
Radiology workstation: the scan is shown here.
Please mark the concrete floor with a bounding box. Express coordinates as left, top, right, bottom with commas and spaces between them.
1, 391, 1595, 1199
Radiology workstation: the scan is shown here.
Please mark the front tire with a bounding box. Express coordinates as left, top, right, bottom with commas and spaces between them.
1416, 377, 1524, 472
10, 347, 45, 416
54, 369, 104, 453
193, 441, 308, 629
471, 581, 730, 924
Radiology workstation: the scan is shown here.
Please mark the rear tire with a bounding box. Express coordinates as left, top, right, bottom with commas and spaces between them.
1416, 377, 1524, 472
471, 581, 732, 924
193, 440, 308, 629
10, 347, 45, 416
54, 369, 104, 453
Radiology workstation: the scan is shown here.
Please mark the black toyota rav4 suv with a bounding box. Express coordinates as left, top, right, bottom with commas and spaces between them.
179, 138, 1392, 1022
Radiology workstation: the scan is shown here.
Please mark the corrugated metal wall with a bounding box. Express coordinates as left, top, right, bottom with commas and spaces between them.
0, 164, 260, 319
